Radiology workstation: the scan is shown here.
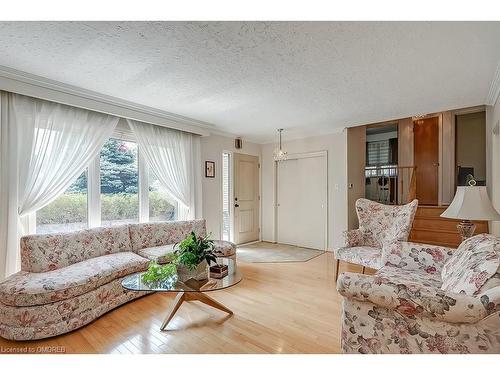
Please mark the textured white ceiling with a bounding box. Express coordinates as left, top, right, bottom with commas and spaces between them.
0, 21, 499, 143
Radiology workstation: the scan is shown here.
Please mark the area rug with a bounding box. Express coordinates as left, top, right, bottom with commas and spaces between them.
237, 242, 325, 263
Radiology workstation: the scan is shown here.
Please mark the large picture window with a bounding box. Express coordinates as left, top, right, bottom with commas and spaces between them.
100, 139, 139, 226
149, 171, 178, 222
36, 171, 88, 234
34, 133, 179, 233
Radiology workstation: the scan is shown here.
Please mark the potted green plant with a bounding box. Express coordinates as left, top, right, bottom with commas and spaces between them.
175, 232, 217, 282
141, 261, 177, 285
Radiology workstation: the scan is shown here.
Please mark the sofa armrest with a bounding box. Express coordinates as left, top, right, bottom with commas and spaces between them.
381, 241, 454, 274
337, 272, 487, 324
213, 240, 236, 256
343, 229, 370, 247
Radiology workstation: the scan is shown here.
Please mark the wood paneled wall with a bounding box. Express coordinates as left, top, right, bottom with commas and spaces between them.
347, 126, 366, 229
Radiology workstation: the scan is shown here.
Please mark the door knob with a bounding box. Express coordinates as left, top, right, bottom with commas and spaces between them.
234, 203, 239, 208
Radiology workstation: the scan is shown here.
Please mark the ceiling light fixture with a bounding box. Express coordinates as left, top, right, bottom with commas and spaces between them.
273, 128, 288, 162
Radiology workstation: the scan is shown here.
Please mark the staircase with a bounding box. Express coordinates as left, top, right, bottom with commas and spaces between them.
408, 206, 489, 248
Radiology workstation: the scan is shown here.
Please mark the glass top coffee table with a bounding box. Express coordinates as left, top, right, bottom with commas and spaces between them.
122, 258, 242, 331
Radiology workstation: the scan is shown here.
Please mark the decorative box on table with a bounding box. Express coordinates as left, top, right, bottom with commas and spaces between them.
210, 264, 229, 279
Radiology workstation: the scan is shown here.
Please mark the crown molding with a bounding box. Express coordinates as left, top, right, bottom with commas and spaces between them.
0, 65, 349, 144
486, 62, 500, 106
0, 65, 215, 136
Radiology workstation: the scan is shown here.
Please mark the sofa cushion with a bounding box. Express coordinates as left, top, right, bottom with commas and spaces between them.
335, 246, 382, 269
21, 225, 133, 273
0, 252, 149, 307
137, 244, 176, 264
377, 265, 443, 289
382, 241, 453, 275
441, 234, 500, 296
128, 220, 206, 252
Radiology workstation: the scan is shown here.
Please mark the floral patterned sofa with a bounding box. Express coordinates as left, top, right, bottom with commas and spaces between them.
0, 219, 207, 341
334, 198, 418, 278
337, 234, 500, 354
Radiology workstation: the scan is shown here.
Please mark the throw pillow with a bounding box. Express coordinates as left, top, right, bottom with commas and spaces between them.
441, 234, 500, 296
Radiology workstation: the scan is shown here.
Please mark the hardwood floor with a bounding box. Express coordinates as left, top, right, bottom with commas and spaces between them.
0, 251, 364, 354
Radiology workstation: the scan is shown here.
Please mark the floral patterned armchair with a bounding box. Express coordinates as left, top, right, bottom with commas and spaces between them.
334, 198, 418, 279
337, 234, 500, 354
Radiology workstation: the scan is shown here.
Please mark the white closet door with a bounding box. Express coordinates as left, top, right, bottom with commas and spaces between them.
276, 159, 298, 246
277, 154, 327, 250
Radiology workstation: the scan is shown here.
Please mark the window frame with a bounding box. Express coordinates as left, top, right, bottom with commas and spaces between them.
98, 137, 141, 227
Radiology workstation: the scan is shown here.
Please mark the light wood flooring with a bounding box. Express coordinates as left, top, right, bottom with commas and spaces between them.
0, 250, 370, 354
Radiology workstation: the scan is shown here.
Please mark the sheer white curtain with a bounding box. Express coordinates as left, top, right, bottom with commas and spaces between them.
0, 92, 118, 279
127, 119, 201, 220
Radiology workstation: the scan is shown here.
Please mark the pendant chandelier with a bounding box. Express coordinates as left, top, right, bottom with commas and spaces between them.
273, 128, 288, 162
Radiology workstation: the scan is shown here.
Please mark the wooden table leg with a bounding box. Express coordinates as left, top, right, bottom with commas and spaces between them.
160, 292, 186, 330
184, 292, 233, 315
335, 259, 340, 282
160, 291, 233, 331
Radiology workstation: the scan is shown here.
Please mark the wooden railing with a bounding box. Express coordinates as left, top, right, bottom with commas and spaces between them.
364, 165, 416, 205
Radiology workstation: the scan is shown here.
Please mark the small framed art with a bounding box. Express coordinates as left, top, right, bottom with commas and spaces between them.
205, 161, 215, 178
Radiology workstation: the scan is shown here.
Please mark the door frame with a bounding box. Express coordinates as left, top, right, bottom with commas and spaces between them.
223, 150, 262, 244
274, 150, 328, 250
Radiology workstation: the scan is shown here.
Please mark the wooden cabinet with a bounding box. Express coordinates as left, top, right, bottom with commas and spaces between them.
409, 205, 488, 248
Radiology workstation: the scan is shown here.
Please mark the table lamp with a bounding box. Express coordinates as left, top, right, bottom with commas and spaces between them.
441, 178, 500, 241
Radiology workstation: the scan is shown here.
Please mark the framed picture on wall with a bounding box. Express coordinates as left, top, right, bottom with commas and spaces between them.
205, 161, 215, 178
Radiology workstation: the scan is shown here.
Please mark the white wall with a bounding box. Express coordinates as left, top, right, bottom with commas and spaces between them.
261, 131, 348, 250
441, 111, 455, 205
456, 111, 486, 182
486, 99, 500, 236
200, 134, 261, 239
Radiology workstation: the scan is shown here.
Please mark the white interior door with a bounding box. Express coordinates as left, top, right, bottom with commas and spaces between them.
233, 153, 260, 244
277, 154, 327, 250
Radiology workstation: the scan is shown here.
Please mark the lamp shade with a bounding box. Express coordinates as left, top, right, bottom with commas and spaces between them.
441, 186, 500, 221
